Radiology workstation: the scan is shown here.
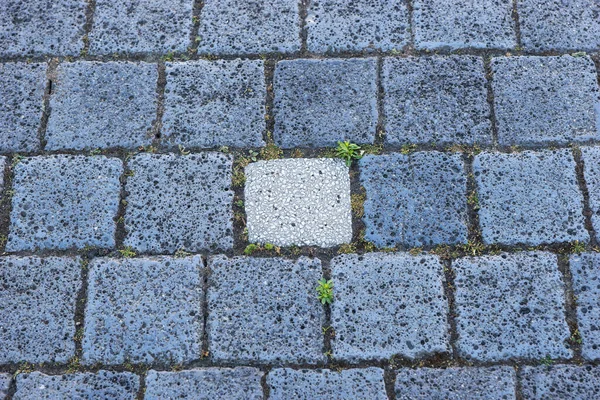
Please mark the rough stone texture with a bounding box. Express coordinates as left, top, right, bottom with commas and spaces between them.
395, 367, 516, 399
305, 0, 410, 52
124, 153, 234, 253
7, 155, 122, 251
267, 368, 387, 400
0, 256, 81, 363
273, 58, 377, 148
245, 158, 352, 247
453, 252, 572, 361
82, 256, 203, 365
520, 365, 600, 399
360, 152, 468, 248
383, 56, 491, 145
163, 60, 266, 148
89, 0, 193, 55
491, 56, 600, 145
570, 252, 600, 360
581, 146, 600, 234
413, 0, 515, 50
0, 374, 9, 399
330, 253, 450, 360
145, 368, 263, 400
14, 371, 139, 399
0, 0, 87, 57
518, 0, 600, 51
0, 62, 46, 152
207, 256, 324, 364
473, 150, 588, 246
198, 0, 300, 55
46, 61, 157, 150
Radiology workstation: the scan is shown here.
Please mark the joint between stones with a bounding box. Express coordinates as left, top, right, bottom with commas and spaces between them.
374, 56, 386, 146
188, 0, 205, 54
443, 259, 460, 361
200, 255, 210, 359
81, 0, 97, 57
38, 59, 58, 151
556, 254, 583, 361
114, 156, 130, 250
151, 62, 167, 142
464, 154, 483, 245
320, 258, 334, 365
263, 60, 276, 145
511, 0, 523, 50
69, 257, 91, 374
298, 0, 309, 54
0, 157, 15, 253
572, 146, 599, 248
383, 367, 398, 400
482, 56, 500, 149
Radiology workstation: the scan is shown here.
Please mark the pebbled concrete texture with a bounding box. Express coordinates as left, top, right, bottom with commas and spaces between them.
207, 256, 325, 364
198, 0, 300, 55
145, 368, 264, 400
453, 252, 572, 362
330, 253, 449, 360
0, 62, 46, 152
46, 61, 157, 150
395, 366, 516, 400
520, 365, 600, 399
267, 368, 387, 400
305, 0, 410, 52
7, 155, 123, 252
360, 152, 468, 248
383, 56, 491, 145
570, 252, 600, 360
491, 56, 600, 145
245, 158, 352, 247
0, 256, 81, 364
124, 153, 234, 253
163, 59, 266, 148
273, 58, 377, 148
0, 374, 9, 399
473, 149, 588, 246
581, 146, 600, 234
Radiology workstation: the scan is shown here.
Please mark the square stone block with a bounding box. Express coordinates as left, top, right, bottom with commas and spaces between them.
570, 252, 600, 360
520, 365, 600, 399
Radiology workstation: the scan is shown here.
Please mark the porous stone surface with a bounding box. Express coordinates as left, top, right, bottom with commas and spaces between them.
491, 56, 600, 145
453, 252, 572, 361
145, 368, 263, 400
267, 368, 387, 400
395, 367, 516, 399
473, 149, 587, 246
89, 0, 193, 55
0, 374, 10, 399
7, 155, 123, 251
383, 56, 491, 145
581, 146, 600, 234
82, 256, 204, 365
198, 0, 300, 55
46, 61, 157, 150
359, 152, 468, 248
245, 158, 352, 247
207, 256, 324, 363
124, 153, 234, 253
0, 256, 81, 363
305, 0, 410, 52
520, 365, 600, 399
570, 252, 600, 360
330, 253, 450, 360
163, 59, 266, 148
273, 58, 377, 148
0, 62, 46, 152
412, 0, 516, 50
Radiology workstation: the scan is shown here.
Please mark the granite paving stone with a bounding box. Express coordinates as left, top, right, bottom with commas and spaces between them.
0, 256, 81, 364
360, 152, 468, 248
0, 374, 9, 399
82, 256, 204, 365
473, 149, 588, 246
453, 252, 572, 361
520, 365, 600, 399
581, 146, 600, 234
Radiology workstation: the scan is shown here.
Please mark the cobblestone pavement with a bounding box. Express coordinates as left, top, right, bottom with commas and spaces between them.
1, 0, 600, 399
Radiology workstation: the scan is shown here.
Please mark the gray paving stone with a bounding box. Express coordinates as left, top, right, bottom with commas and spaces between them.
145, 368, 263, 400
383, 56, 491, 145
7, 155, 122, 252
453, 252, 572, 362
14, 371, 139, 399
0, 62, 46, 152
0, 256, 81, 363
395, 367, 516, 399
207, 256, 324, 364
413, 0, 516, 50
0, 0, 87, 57
330, 253, 450, 360
124, 153, 234, 253
245, 158, 352, 247
163, 60, 265, 148
473, 149, 587, 246
198, 0, 300, 55
570, 252, 600, 360
491, 56, 600, 145
520, 365, 600, 399
82, 256, 203, 365
360, 152, 468, 248
581, 146, 600, 234
0, 374, 9, 399
267, 368, 387, 400
305, 0, 410, 52
89, 0, 193, 55
273, 58, 377, 148
46, 61, 157, 150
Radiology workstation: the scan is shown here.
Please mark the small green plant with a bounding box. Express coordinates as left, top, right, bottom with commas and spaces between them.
178, 144, 190, 155
163, 51, 175, 62
571, 240, 586, 254
234, 199, 244, 208
263, 243, 275, 251
540, 355, 554, 366
260, 143, 283, 160
350, 193, 366, 218
119, 247, 136, 258
244, 243, 259, 255
569, 329, 583, 345
337, 243, 356, 254
467, 191, 480, 210
335, 141, 363, 166
89, 148, 102, 156
316, 278, 334, 305
248, 150, 259, 162
400, 143, 417, 155
174, 248, 191, 258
